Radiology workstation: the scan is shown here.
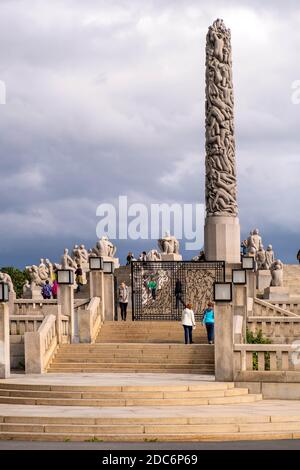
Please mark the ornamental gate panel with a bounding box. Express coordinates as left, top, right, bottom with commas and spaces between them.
131, 261, 225, 321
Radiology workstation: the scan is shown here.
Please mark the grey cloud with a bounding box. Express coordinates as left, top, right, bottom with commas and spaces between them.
0, 0, 299, 268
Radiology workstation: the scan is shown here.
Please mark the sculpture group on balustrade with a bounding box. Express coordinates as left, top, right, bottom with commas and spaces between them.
24, 236, 118, 297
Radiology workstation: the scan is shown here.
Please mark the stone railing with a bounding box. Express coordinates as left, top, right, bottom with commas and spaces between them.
268, 300, 300, 316
250, 298, 298, 317
234, 344, 300, 376
247, 316, 300, 343
13, 299, 59, 316
78, 297, 103, 343
10, 315, 44, 336
24, 314, 58, 374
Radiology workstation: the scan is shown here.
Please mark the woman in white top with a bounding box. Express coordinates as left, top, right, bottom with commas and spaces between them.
181, 303, 196, 344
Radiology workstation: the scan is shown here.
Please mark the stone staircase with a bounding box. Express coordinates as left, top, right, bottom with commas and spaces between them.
0, 381, 261, 408
284, 264, 300, 296
47, 321, 214, 374
48, 343, 214, 374
96, 321, 208, 343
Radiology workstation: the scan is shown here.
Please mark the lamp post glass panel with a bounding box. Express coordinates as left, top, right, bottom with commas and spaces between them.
57, 270, 74, 285
232, 269, 247, 285
0, 282, 9, 302
89, 257, 103, 271
213, 282, 232, 302
103, 261, 114, 274
242, 256, 255, 270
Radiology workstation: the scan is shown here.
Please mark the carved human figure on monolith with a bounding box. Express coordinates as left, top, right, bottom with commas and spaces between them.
205, 19, 237, 218
204, 19, 241, 263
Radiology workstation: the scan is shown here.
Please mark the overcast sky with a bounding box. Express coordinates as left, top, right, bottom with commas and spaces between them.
0, 0, 299, 268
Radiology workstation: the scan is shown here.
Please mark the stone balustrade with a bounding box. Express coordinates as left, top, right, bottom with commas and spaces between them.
247, 316, 300, 343
25, 314, 58, 374
78, 297, 103, 343
13, 299, 58, 316
268, 300, 300, 316
251, 298, 298, 317
234, 344, 300, 374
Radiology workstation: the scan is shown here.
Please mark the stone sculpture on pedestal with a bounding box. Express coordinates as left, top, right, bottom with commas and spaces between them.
0, 272, 15, 293
256, 245, 266, 270
265, 245, 275, 270
92, 236, 117, 258
146, 250, 162, 262
204, 19, 240, 263
157, 232, 182, 261
270, 260, 284, 287
61, 248, 77, 270
158, 232, 180, 255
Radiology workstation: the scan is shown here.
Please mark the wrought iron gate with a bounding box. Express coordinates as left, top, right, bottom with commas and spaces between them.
131, 260, 225, 321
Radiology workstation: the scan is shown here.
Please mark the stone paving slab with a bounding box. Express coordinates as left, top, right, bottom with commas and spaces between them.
0, 373, 215, 387
0, 400, 300, 419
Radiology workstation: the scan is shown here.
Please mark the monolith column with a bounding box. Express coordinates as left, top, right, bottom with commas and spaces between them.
204, 19, 240, 263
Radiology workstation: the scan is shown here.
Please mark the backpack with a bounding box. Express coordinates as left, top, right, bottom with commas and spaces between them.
42, 284, 51, 297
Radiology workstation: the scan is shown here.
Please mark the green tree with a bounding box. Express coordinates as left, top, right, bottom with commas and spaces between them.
246, 328, 272, 370
0, 266, 31, 298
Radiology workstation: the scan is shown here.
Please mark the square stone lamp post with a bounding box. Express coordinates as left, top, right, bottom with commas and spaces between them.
57, 269, 76, 343
0, 282, 10, 378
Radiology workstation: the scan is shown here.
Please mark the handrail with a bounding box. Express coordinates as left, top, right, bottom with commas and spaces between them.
253, 298, 299, 317
24, 314, 59, 373
78, 296, 103, 343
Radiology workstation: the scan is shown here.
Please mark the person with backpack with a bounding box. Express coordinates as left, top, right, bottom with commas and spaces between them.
202, 301, 215, 344
41, 280, 52, 299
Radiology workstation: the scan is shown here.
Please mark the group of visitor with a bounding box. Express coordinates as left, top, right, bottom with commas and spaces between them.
41, 279, 58, 300
181, 302, 214, 345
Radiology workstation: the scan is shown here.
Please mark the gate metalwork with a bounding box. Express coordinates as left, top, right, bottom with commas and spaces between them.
131, 260, 225, 321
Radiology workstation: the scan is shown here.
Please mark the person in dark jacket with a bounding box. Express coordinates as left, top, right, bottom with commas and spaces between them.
75, 265, 83, 293
297, 250, 300, 264
175, 279, 185, 309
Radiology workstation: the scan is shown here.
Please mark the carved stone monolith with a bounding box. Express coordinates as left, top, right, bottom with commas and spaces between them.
204, 19, 241, 263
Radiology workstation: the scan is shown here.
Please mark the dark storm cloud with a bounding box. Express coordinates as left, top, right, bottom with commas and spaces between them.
0, 0, 299, 267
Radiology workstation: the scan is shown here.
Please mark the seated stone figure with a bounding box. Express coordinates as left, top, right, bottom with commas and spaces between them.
92, 236, 117, 258
61, 248, 77, 270
158, 232, 180, 254
270, 259, 284, 287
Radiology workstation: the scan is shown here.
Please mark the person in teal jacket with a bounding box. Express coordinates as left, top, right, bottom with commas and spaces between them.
202, 301, 215, 344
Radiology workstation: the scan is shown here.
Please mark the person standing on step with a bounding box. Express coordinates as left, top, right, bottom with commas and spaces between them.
75, 264, 83, 293
181, 303, 196, 344
119, 281, 129, 321
51, 279, 59, 299
202, 301, 215, 344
